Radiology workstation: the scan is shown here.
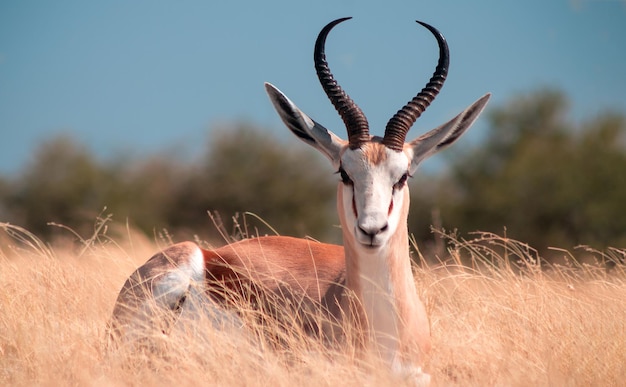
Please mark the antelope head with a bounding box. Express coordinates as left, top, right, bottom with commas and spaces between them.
265, 17, 490, 252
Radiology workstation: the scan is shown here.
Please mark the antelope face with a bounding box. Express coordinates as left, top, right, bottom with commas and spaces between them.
265, 17, 490, 249
338, 142, 411, 249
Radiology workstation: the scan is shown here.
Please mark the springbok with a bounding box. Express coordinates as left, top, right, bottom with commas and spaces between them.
110, 17, 490, 385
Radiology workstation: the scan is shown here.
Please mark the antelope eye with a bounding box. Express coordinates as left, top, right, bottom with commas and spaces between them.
393, 173, 409, 190
338, 167, 353, 185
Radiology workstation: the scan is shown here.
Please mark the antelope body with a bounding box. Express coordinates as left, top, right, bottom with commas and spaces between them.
110, 17, 490, 385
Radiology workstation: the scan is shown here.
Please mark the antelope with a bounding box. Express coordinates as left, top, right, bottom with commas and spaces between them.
109, 17, 490, 385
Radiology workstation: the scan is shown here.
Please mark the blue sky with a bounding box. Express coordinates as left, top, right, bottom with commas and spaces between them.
1, 1, 625, 175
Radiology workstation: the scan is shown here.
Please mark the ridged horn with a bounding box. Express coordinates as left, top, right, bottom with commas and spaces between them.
314, 17, 370, 149
382, 20, 449, 152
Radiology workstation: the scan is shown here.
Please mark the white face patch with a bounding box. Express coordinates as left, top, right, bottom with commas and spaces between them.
339, 144, 410, 249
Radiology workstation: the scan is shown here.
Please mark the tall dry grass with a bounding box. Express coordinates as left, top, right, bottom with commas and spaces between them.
1, 221, 625, 386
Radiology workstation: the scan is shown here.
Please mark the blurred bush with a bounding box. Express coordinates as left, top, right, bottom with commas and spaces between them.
0, 125, 337, 244
166, 123, 337, 241
409, 88, 626, 258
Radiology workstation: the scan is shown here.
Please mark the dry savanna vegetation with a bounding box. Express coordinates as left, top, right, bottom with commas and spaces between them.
1, 220, 625, 386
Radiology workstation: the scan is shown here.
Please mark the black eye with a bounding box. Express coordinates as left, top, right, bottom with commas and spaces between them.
338, 167, 353, 185
393, 173, 409, 191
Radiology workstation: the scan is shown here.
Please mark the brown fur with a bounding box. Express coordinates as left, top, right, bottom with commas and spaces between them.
362, 142, 388, 165
110, 236, 348, 342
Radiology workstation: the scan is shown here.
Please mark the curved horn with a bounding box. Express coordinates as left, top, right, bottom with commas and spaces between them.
314, 17, 370, 149
382, 20, 449, 152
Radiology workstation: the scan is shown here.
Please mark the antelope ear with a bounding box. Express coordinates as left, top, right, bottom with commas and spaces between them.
265, 82, 346, 166
407, 93, 491, 174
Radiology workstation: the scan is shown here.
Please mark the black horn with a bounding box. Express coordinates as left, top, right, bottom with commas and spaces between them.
382, 21, 449, 152
314, 17, 370, 149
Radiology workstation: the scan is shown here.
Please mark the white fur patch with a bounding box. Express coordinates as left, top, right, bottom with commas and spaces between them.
357, 245, 401, 363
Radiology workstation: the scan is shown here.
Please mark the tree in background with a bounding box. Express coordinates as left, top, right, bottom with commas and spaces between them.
1, 136, 113, 238
409, 88, 626, 259
0, 125, 337, 244
167, 124, 337, 242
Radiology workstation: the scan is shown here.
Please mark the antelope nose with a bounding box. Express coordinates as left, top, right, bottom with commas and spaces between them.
358, 222, 389, 238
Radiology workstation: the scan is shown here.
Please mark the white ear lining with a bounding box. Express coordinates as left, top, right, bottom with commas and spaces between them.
408, 93, 491, 173
265, 82, 346, 165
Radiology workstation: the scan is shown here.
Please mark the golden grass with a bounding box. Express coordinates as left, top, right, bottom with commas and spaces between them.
1, 222, 625, 386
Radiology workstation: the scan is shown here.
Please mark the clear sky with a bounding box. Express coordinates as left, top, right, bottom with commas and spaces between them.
1, 0, 625, 175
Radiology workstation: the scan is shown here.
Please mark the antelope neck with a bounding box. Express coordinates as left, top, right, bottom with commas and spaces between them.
339, 186, 418, 364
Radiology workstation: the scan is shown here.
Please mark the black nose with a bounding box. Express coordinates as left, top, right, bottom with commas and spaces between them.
358, 223, 389, 238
